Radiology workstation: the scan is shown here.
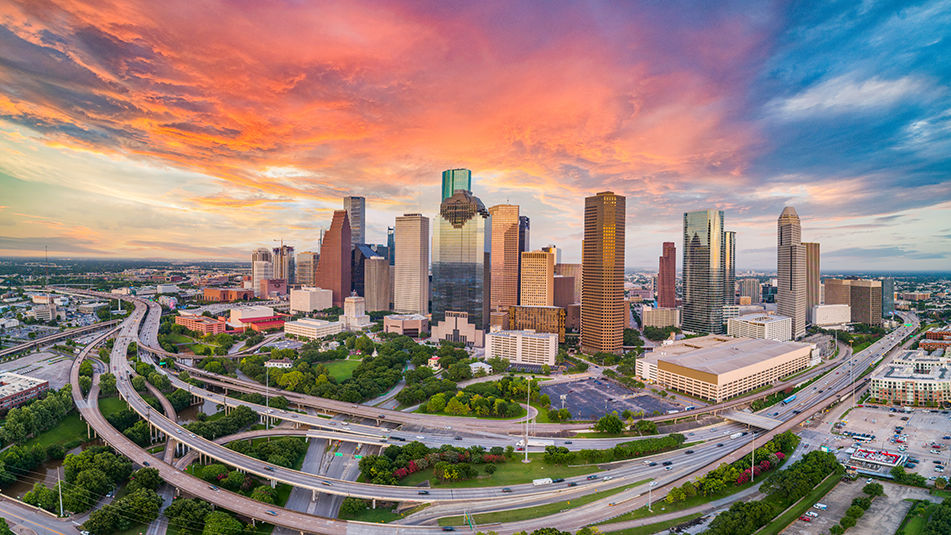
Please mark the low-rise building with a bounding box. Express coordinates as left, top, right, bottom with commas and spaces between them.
432, 311, 484, 348
175, 314, 227, 335
485, 329, 558, 367
469, 361, 493, 375
283, 318, 342, 340
260, 279, 288, 298
810, 304, 851, 326
902, 292, 931, 301
156, 284, 180, 294
428, 355, 441, 370
642, 306, 680, 328
869, 350, 950, 406
290, 287, 333, 314
265, 358, 294, 369
340, 296, 372, 331
229, 306, 274, 328
727, 313, 792, 342
383, 314, 428, 337
78, 302, 108, 314
0, 373, 50, 410
203, 288, 254, 302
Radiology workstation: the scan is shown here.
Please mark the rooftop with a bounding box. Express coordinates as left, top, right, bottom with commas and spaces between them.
650, 337, 810, 376
732, 313, 791, 325
0, 373, 48, 398
488, 329, 558, 340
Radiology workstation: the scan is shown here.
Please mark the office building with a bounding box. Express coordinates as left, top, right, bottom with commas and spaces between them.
314, 210, 352, 307
881, 278, 895, 317
272, 245, 295, 284
441, 168, 472, 200
0, 373, 50, 410
870, 350, 951, 406
723, 231, 736, 306
634, 335, 811, 402
432, 190, 491, 332
811, 304, 851, 326
352, 244, 381, 298
508, 305, 566, 342
518, 215, 530, 303
565, 303, 580, 331
553, 275, 576, 308
341, 295, 372, 331
902, 292, 931, 301
343, 196, 366, 248
804, 242, 820, 309
297, 251, 318, 287
824, 279, 851, 306
541, 245, 562, 264
682, 210, 726, 334
850, 279, 882, 326
739, 279, 762, 304
284, 318, 342, 340
555, 263, 582, 304
642, 306, 680, 329
383, 314, 429, 337
394, 213, 430, 315
259, 279, 287, 298
251, 247, 273, 297
581, 191, 626, 354
387, 227, 396, 265
364, 256, 390, 312
486, 330, 558, 367
202, 288, 254, 302
657, 242, 676, 309
290, 287, 333, 314
777, 207, 807, 339
520, 250, 555, 307
727, 313, 793, 342
431, 311, 484, 347
175, 314, 227, 335
489, 204, 521, 311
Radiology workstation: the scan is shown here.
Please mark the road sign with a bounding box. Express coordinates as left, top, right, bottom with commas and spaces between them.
334, 452, 343, 457
355, 455, 362, 459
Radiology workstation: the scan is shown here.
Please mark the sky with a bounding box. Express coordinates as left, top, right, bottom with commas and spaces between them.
0, 0, 949, 271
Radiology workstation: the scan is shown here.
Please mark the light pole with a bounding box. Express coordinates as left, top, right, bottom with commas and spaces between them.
265, 365, 270, 430
648, 481, 657, 511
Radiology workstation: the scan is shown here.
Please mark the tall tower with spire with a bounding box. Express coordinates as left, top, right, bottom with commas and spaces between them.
777, 207, 806, 339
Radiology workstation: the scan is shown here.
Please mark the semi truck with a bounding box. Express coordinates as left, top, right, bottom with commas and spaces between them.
516, 439, 556, 448
533, 478, 553, 486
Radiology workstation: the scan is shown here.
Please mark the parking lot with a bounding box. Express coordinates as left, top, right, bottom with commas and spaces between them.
834, 404, 951, 479
780, 481, 855, 535
540, 378, 682, 420
0, 351, 74, 389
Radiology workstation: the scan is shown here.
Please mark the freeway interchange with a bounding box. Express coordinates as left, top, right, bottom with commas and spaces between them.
66, 289, 919, 534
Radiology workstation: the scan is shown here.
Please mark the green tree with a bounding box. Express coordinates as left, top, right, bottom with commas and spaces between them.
445, 396, 471, 415
78, 375, 92, 395
539, 394, 551, 408
594, 414, 624, 434
202, 511, 243, 535
131, 376, 146, 391
863, 482, 885, 497
340, 497, 366, 517
99, 373, 117, 396
840, 516, 857, 529
0, 518, 13, 535
128, 467, 162, 493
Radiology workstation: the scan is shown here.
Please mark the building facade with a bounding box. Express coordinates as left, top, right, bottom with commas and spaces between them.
881, 278, 895, 318
824, 279, 851, 306
364, 256, 390, 312
581, 191, 626, 354
289, 287, 333, 314
553, 275, 576, 308
555, 263, 582, 304
343, 196, 366, 249
394, 213, 430, 315
486, 330, 558, 367
657, 242, 676, 309
251, 247, 273, 298
314, 210, 352, 307
727, 313, 793, 342
431, 311, 484, 347
383, 314, 429, 336
723, 230, 736, 307
284, 318, 342, 340
870, 350, 951, 406
202, 288, 254, 302
341, 295, 372, 330
175, 314, 227, 335
777, 207, 807, 339
441, 168, 472, 200
272, 245, 295, 284
517, 215, 530, 303
296, 251, 318, 287
0, 373, 50, 410
520, 250, 555, 307
488, 204, 521, 312
804, 242, 820, 310
850, 279, 883, 326
642, 306, 680, 329
508, 305, 566, 342
811, 304, 851, 326
739, 279, 762, 304
432, 190, 491, 331
682, 210, 726, 334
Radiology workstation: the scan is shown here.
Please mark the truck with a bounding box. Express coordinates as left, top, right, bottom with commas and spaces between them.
533, 478, 553, 486
667, 410, 680, 415
516, 439, 556, 448
730, 432, 743, 439
813, 503, 828, 510
782, 394, 797, 405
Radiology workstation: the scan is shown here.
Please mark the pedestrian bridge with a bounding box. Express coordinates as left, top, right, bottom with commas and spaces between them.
721, 411, 784, 430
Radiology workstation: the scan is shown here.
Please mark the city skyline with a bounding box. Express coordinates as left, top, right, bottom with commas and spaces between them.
0, 1, 949, 270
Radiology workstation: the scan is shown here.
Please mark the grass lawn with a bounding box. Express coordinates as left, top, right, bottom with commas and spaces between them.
22, 411, 86, 450
412, 405, 527, 420
757, 473, 841, 535
325, 359, 361, 381
99, 396, 129, 417
932, 489, 951, 498
900, 501, 934, 535
166, 333, 194, 345
604, 513, 702, 535
439, 479, 652, 526
399, 453, 601, 489
340, 506, 403, 523
114, 522, 149, 535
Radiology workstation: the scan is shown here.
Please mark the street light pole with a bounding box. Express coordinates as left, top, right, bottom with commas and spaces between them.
266, 365, 270, 430
648, 481, 656, 511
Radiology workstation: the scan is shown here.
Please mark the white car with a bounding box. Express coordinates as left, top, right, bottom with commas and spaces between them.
416, 435, 425, 439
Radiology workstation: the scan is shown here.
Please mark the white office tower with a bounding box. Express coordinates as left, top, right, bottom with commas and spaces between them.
251, 247, 273, 297
344, 196, 366, 249
777, 207, 806, 339
394, 213, 430, 315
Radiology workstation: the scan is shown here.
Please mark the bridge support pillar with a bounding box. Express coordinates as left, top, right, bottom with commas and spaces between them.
312, 489, 317, 501
372, 499, 376, 509
270, 479, 276, 489
250, 518, 255, 527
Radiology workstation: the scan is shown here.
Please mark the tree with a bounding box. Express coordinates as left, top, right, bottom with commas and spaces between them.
539, 394, 551, 408
98, 373, 117, 396
594, 414, 624, 434
128, 467, 161, 493
131, 376, 146, 391
78, 376, 92, 395
0, 518, 13, 535
164, 498, 213, 535
845, 505, 864, 519
840, 516, 857, 529
863, 482, 885, 497
340, 497, 366, 517
445, 396, 471, 416
202, 511, 243, 535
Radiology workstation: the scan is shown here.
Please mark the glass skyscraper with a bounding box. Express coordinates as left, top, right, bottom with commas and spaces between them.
432, 190, 491, 329
682, 210, 726, 334
441, 169, 472, 201
881, 277, 895, 317
723, 231, 736, 306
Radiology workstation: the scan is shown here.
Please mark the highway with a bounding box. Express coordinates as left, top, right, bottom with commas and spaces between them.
0, 318, 120, 358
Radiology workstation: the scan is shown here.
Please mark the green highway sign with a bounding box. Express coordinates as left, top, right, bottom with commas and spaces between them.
355, 455, 362, 459
334, 452, 343, 457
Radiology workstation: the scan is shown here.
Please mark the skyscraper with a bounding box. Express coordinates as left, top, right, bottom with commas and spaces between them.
296, 251, 318, 287
432, 190, 491, 330
520, 250, 555, 307
739, 279, 762, 304
441, 169, 472, 201
777, 207, 806, 339
364, 256, 390, 312
489, 204, 520, 312
517, 215, 530, 303
881, 277, 895, 318
343, 196, 366, 249
682, 210, 725, 334
723, 231, 736, 306
541, 245, 561, 264
657, 242, 676, 308
850, 280, 882, 326
386, 226, 395, 265
555, 263, 582, 304
581, 191, 625, 354
272, 244, 295, 283
314, 210, 352, 307
825, 279, 851, 305
394, 214, 430, 315
804, 242, 820, 310
251, 247, 273, 298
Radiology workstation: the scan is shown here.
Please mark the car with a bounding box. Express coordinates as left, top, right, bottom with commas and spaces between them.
502, 487, 513, 492
516, 446, 523, 451
901, 416, 909, 420
265, 466, 274, 471
265, 511, 277, 516
648, 462, 658, 466
806, 511, 818, 518
662, 461, 672, 466
799, 516, 812, 522
321, 481, 332, 486
552, 478, 565, 483
143, 461, 150, 466
609, 502, 617, 506
565, 441, 573, 444
603, 476, 613, 481
587, 475, 599, 480
189, 433, 196, 438
209, 485, 218, 490
665, 466, 673, 471
416, 435, 425, 439
935, 460, 943, 464
567, 482, 577, 487
685, 450, 694, 454
442, 528, 456, 532
454, 436, 463, 440
418, 490, 429, 495
176, 429, 182, 434
867, 478, 873, 484
689, 433, 694, 436
716, 443, 724, 447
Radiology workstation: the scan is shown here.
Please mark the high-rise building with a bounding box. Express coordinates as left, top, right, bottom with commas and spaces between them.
441, 169, 472, 201
517, 215, 530, 303
553, 275, 575, 308
352, 244, 380, 298
777, 207, 806, 339
824, 279, 851, 306
394, 213, 430, 315
723, 231, 736, 306
804, 242, 820, 310
251, 247, 273, 298
520, 250, 555, 307
657, 242, 676, 308
364, 257, 390, 312
314, 210, 352, 307
541, 245, 562, 264
739, 279, 762, 304
386, 227, 395, 265
272, 245, 295, 284
432, 191, 491, 330
296, 251, 318, 287
508, 305, 566, 343
682, 210, 726, 334
850, 280, 882, 326
581, 191, 625, 354
555, 263, 582, 304
343, 196, 366, 249
488, 204, 521, 312
881, 278, 895, 318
